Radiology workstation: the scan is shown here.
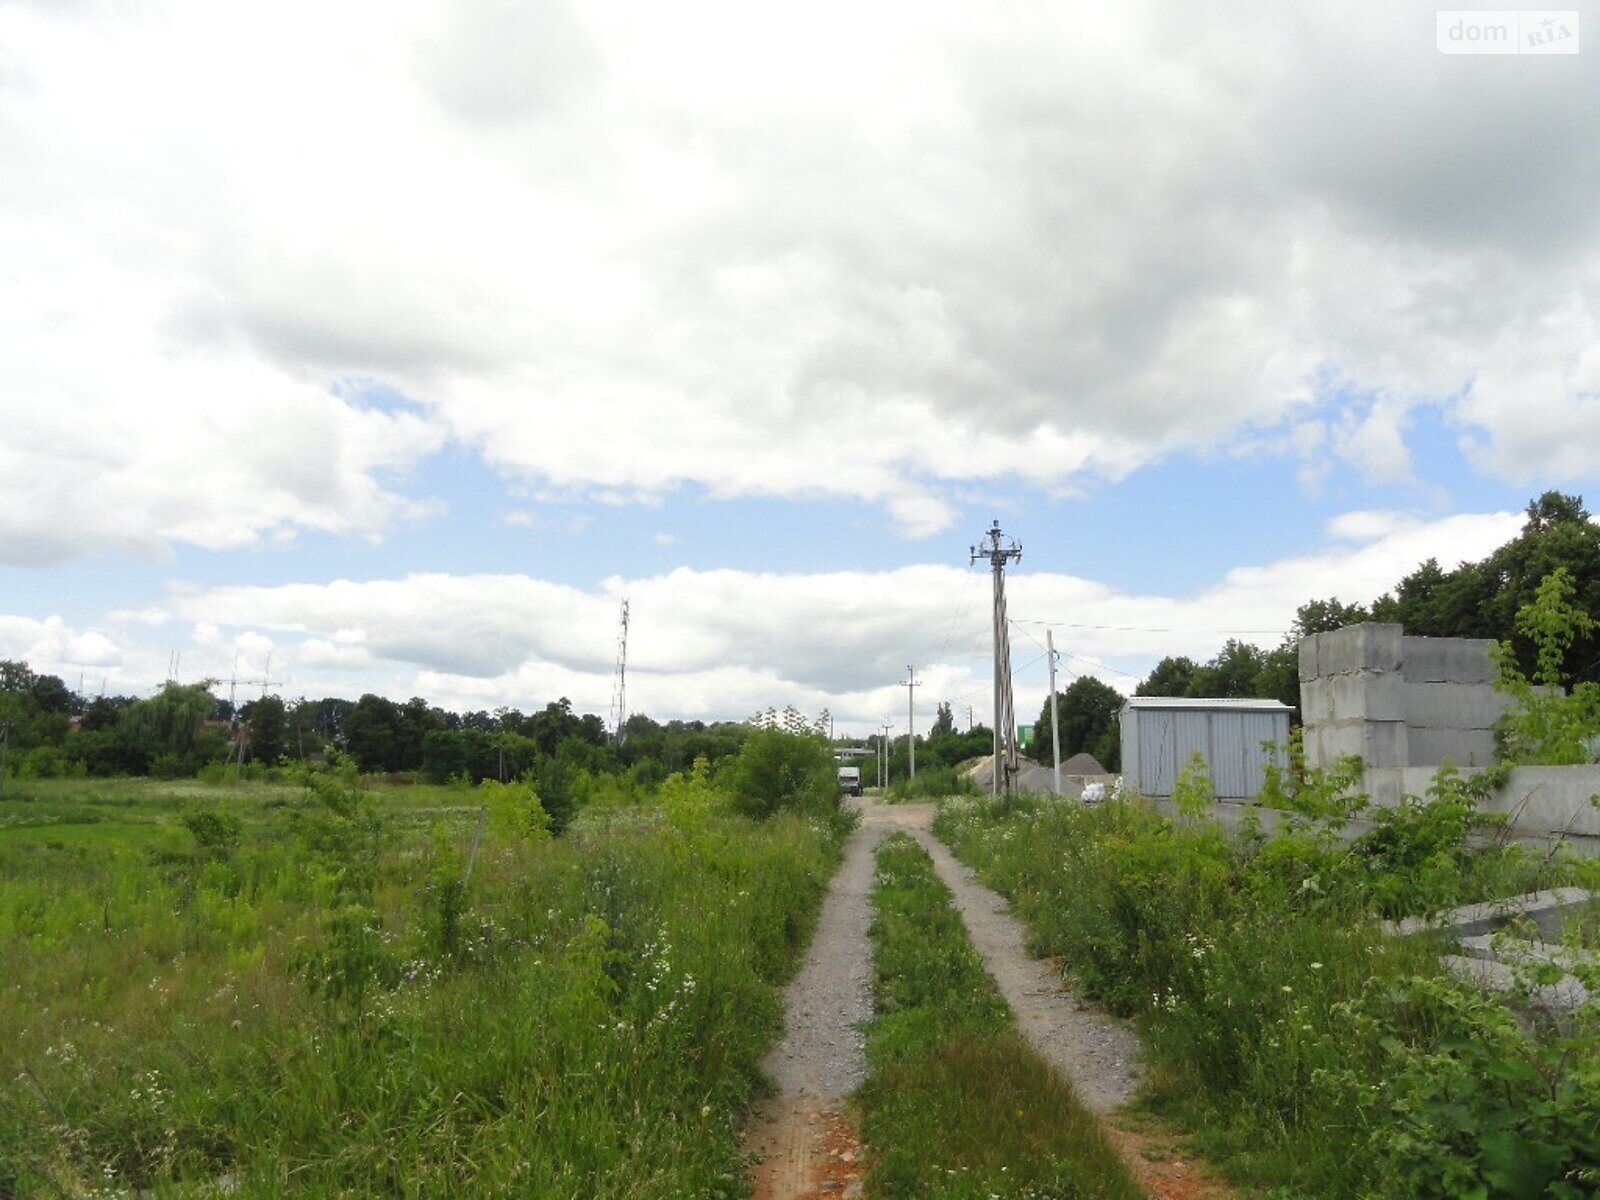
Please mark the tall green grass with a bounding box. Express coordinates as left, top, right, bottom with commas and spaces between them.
0, 774, 847, 1197
886, 765, 978, 803
935, 793, 1600, 1198
859, 834, 1143, 1200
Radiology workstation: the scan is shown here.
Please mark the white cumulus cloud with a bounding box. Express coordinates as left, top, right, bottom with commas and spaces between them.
1, 0, 1596, 562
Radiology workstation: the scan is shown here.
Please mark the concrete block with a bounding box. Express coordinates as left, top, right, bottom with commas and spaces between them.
1363, 766, 1406, 808
1402, 636, 1497, 685
1488, 766, 1600, 840
1313, 623, 1402, 675
1315, 719, 1408, 768
1300, 678, 1330, 725
1403, 682, 1512, 731
1408, 728, 1497, 769
1303, 672, 1405, 724
1400, 766, 1448, 797
1298, 635, 1320, 683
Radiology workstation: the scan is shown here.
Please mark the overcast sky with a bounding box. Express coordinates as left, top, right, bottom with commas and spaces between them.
2, 0, 1597, 734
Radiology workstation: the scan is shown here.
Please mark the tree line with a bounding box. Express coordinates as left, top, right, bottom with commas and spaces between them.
1032, 491, 1600, 771
4, 492, 1595, 791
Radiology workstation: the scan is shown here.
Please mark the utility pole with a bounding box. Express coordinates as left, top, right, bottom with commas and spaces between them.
880, 723, 892, 790
609, 599, 630, 745
1047, 629, 1062, 796
903, 666, 921, 779
0, 719, 11, 797
972, 519, 1022, 797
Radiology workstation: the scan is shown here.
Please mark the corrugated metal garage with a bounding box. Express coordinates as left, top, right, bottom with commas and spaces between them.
1120, 697, 1293, 800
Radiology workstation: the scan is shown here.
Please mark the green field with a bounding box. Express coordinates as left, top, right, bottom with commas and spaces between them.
1, 771, 847, 1197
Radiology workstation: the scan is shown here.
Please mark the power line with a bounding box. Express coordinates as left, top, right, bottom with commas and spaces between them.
926, 563, 982, 665
1009, 617, 1290, 637
1010, 619, 1149, 684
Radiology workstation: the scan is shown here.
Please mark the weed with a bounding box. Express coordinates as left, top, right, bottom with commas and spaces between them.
0, 773, 845, 1196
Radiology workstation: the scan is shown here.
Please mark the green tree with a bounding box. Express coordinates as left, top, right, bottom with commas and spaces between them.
244, 694, 288, 763
1188, 639, 1268, 698
1254, 644, 1302, 711
929, 702, 955, 737
342, 694, 402, 773
112, 681, 223, 776
397, 696, 447, 771
1136, 656, 1197, 697
1036, 676, 1123, 770
125, 681, 217, 758
1370, 492, 1600, 683
1293, 597, 1369, 638
79, 695, 127, 732
1492, 567, 1600, 764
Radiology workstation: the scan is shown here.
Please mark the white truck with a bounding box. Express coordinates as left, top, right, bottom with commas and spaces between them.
837, 765, 862, 797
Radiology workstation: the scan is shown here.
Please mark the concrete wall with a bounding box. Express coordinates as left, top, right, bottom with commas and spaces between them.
1363, 764, 1600, 843
1300, 624, 1508, 770
1300, 623, 1600, 853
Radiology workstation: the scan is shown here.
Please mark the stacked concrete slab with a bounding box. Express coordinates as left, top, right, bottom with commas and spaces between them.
1399, 633, 1507, 769
1299, 623, 1600, 848
1299, 623, 1409, 771
1299, 623, 1509, 775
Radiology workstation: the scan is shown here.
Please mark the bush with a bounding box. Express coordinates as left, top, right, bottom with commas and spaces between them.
722, 727, 838, 820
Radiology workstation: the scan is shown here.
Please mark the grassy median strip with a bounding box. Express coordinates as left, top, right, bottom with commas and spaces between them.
860, 833, 1143, 1200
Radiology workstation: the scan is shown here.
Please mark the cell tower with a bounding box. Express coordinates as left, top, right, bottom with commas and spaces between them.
971, 519, 1022, 797
609, 599, 630, 744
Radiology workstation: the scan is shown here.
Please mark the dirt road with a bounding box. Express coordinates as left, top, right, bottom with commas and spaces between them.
744, 798, 1230, 1200
743, 806, 883, 1200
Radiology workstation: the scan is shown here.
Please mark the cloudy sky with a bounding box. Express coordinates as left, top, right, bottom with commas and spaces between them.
2, 0, 1596, 734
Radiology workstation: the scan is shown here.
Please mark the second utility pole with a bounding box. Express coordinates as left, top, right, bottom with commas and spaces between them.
903, 666, 921, 779
1047, 629, 1062, 796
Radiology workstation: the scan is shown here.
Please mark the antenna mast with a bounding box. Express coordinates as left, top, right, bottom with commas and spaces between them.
609, 599, 630, 744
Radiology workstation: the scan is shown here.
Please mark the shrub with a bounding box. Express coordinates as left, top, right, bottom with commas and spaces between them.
1493, 567, 1600, 765
721, 727, 838, 820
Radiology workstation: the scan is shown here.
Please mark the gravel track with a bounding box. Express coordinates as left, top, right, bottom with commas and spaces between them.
744, 798, 1147, 1199
871, 802, 1143, 1113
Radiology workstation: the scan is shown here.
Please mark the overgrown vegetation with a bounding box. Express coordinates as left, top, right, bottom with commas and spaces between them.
0, 732, 849, 1197
1492, 566, 1600, 765
935, 783, 1600, 1198
886, 765, 979, 803
859, 834, 1142, 1200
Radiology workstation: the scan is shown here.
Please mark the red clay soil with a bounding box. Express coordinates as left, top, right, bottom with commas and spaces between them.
745, 1099, 866, 1200
1106, 1123, 1238, 1200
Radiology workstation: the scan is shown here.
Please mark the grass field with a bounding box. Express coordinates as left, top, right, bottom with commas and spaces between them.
1, 770, 847, 1197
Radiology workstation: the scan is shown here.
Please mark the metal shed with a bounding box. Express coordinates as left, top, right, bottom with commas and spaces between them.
1120, 697, 1293, 801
